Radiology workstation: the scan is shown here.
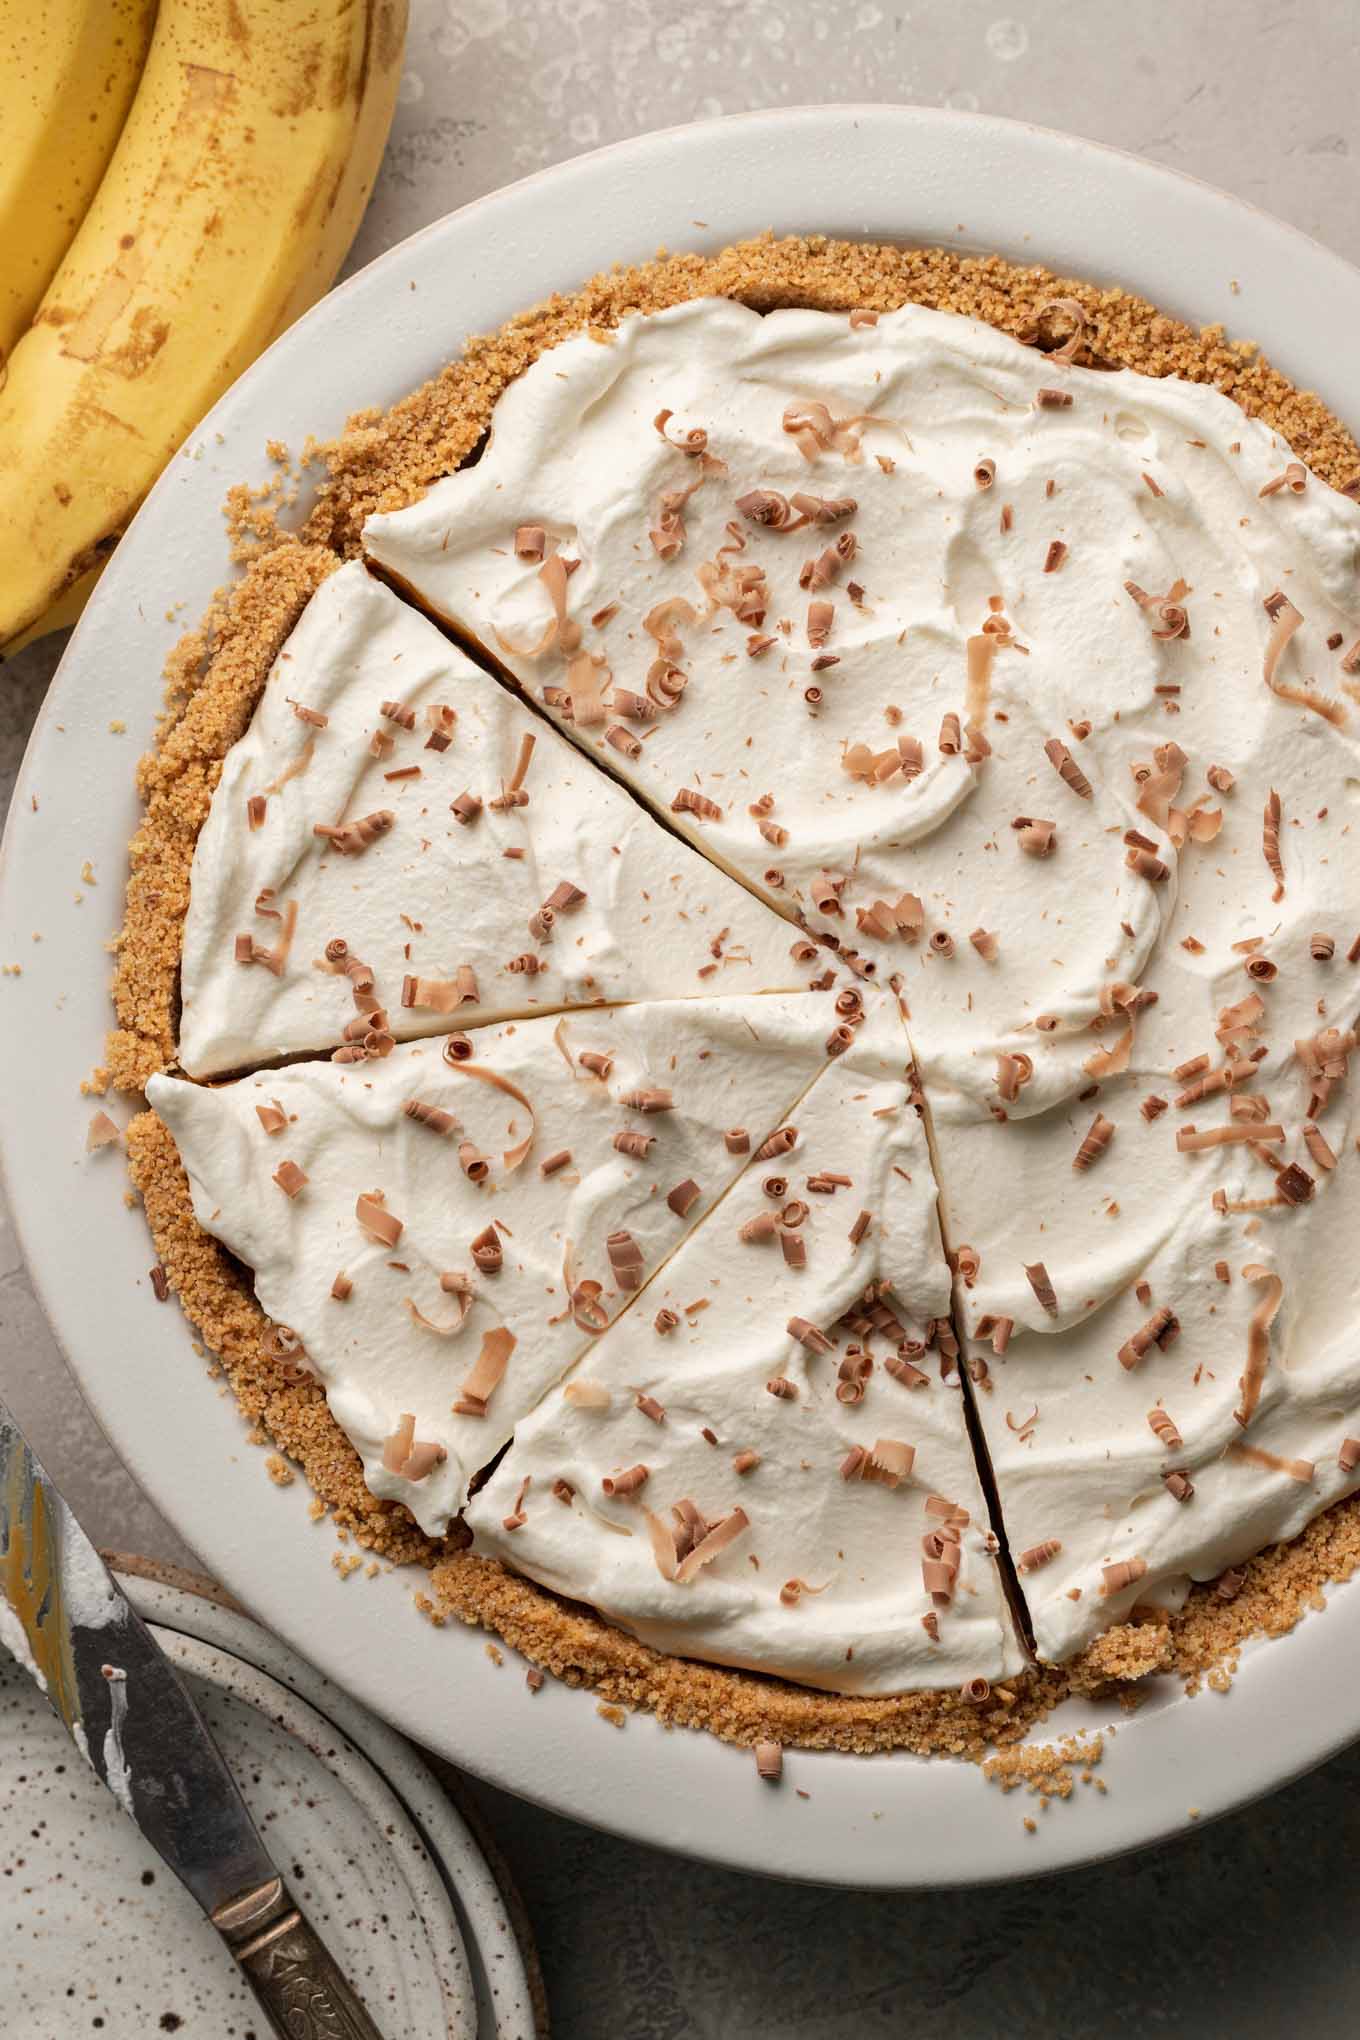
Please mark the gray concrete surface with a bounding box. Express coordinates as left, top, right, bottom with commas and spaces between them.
5, 3, 1360, 2032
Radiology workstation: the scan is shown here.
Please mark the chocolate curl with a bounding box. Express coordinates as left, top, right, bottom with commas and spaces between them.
273, 1160, 307, 1199
674, 1507, 749, 1584
1044, 737, 1092, 800
612, 1129, 654, 1159
1099, 1557, 1148, 1597
736, 487, 798, 529
1124, 577, 1189, 640
458, 1327, 516, 1415
1071, 1113, 1115, 1172
1117, 1307, 1179, 1372
422, 702, 454, 750
995, 1051, 1033, 1105
1147, 1406, 1183, 1451
355, 1193, 401, 1247
1263, 789, 1285, 901
470, 1224, 503, 1275
606, 1229, 645, 1291
403, 1098, 459, 1138
653, 406, 708, 456
313, 809, 394, 856
1234, 1266, 1284, 1428
402, 967, 479, 1012
1025, 1262, 1059, 1317
381, 1414, 447, 1482
1015, 817, 1057, 858
787, 1316, 834, 1354
672, 785, 723, 823
1017, 1540, 1062, 1574
755, 1126, 797, 1162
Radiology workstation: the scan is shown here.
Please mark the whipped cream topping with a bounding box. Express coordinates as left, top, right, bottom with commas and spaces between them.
150, 992, 848, 1536
365, 292, 1360, 1665
469, 989, 1022, 1693
156, 293, 1360, 1691
362, 293, 1347, 1107
177, 562, 805, 1076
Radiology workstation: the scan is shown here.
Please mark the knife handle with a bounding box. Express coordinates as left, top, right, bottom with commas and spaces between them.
212, 1875, 386, 2039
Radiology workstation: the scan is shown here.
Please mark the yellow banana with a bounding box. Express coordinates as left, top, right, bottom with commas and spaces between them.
0, 0, 157, 364
0, 0, 408, 655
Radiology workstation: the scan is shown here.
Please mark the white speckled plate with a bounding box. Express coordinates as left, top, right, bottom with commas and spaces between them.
0, 1567, 540, 2037
4, 107, 1360, 1886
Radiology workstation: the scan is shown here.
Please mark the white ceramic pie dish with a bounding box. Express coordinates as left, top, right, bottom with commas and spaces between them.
4, 105, 1360, 1887
1, 1563, 540, 2035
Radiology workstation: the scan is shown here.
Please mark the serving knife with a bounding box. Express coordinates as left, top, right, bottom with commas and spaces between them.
0, 1400, 386, 2039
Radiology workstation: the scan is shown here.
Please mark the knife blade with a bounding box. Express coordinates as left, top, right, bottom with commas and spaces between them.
0, 1401, 386, 2039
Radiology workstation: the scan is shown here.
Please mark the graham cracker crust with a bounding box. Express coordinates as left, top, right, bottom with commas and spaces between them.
113, 233, 1360, 1761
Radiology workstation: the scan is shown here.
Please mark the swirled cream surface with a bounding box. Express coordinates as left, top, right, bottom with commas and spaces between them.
150, 993, 843, 1537
469, 990, 1023, 1693
366, 293, 1360, 1661
157, 294, 1360, 1687
177, 562, 805, 1077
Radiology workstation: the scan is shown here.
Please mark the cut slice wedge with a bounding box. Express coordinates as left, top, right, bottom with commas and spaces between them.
148, 991, 848, 1537
178, 562, 810, 1076
468, 988, 1025, 1693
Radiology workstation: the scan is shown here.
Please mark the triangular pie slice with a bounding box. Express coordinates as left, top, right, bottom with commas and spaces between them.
148, 991, 848, 1537
177, 561, 810, 1076
926, 645, 1360, 1663
467, 989, 1024, 1693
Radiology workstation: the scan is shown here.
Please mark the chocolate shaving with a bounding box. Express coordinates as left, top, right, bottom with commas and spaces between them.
1234, 1265, 1284, 1428
355, 1192, 402, 1246
455, 1327, 515, 1414
1043, 539, 1068, 575
612, 1130, 654, 1160
1125, 577, 1190, 641
403, 1098, 459, 1137
470, 1224, 503, 1274
1117, 1306, 1179, 1371
273, 1160, 307, 1199
246, 794, 267, 830
671, 785, 722, 823
653, 406, 708, 456
1044, 737, 1092, 799
755, 1126, 797, 1161
1017, 1540, 1062, 1574
1099, 1557, 1148, 1598
667, 1178, 701, 1217
381, 1414, 447, 1482
606, 1229, 645, 1291
781, 399, 879, 464
1073, 1113, 1115, 1171
1025, 1262, 1059, 1316
1015, 817, 1058, 858
621, 1087, 673, 1114
313, 810, 394, 857
1147, 1406, 1183, 1451
995, 1051, 1033, 1105
402, 967, 480, 1012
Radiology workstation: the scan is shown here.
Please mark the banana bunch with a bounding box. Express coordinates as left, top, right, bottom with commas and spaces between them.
0, 0, 409, 656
